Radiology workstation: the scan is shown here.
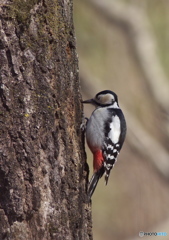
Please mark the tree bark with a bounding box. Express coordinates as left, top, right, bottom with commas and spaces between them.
0, 1, 92, 239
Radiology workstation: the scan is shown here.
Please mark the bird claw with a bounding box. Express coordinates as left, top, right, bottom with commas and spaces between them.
80, 117, 88, 132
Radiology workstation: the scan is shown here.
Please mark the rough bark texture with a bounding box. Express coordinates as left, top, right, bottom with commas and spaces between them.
0, 1, 92, 239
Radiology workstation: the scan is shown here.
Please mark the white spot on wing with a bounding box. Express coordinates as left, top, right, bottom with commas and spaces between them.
105, 164, 112, 170
107, 154, 115, 160
107, 144, 114, 150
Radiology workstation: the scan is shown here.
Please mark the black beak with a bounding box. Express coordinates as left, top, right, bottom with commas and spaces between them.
82, 98, 94, 104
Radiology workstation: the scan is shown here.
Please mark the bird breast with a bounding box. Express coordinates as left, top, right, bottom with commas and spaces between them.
86, 108, 109, 153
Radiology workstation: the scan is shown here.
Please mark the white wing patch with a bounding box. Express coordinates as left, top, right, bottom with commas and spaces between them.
108, 115, 121, 144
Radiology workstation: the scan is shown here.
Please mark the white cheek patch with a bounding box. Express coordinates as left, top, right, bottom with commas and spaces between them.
108, 116, 121, 144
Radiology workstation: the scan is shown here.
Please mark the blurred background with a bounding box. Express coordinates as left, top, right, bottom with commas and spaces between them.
74, 0, 169, 240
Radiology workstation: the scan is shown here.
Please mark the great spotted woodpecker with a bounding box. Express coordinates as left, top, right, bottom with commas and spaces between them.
83, 90, 127, 199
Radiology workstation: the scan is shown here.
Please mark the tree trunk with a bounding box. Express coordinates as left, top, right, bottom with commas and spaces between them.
0, 1, 92, 239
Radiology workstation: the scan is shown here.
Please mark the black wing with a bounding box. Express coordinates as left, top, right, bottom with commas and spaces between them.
103, 108, 127, 184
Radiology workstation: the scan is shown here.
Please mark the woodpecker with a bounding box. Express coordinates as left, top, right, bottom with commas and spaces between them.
83, 90, 127, 200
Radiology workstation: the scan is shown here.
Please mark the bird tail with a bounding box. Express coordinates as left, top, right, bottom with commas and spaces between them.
105, 168, 111, 185
88, 167, 104, 200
